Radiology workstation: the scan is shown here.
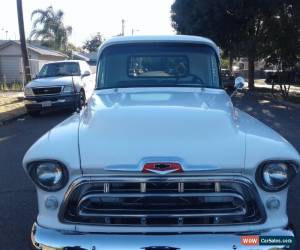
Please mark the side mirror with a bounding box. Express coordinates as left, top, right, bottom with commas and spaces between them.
231, 77, 245, 97
82, 71, 91, 78
234, 76, 245, 89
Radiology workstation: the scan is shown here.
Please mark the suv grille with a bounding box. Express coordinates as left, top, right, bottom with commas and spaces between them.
32, 86, 62, 95
60, 177, 265, 226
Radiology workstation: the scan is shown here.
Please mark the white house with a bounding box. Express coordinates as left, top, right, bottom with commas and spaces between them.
0, 40, 68, 83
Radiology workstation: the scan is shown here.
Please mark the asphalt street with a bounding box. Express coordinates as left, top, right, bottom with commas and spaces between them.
0, 111, 69, 250
0, 94, 299, 250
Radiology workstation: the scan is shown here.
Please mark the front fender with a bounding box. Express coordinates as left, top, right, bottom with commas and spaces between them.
22, 114, 81, 174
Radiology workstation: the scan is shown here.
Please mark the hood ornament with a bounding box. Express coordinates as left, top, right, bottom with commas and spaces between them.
143, 162, 183, 174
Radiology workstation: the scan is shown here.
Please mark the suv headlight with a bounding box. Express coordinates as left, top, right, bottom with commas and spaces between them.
256, 161, 297, 191
24, 87, 34, 96
28, 161, 68, 191
63, 85, 74, 93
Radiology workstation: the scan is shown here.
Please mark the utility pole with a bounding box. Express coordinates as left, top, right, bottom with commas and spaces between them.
131, 29, 139, 36
16, 0, 31, 84
121, 19, 125, 36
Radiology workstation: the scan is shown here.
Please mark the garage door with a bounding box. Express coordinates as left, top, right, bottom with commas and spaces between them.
0, 56, 22, 83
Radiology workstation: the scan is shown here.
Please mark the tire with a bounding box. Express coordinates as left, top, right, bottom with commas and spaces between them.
79, 89, 86, 109
28, 110, 40, 117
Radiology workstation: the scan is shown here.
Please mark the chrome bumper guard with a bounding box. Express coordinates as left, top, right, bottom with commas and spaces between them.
32, 223, 295, 250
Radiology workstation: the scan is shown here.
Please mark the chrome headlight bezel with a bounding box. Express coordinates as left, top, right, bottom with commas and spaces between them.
256, 160, 298, 192
27, 160, 69, 192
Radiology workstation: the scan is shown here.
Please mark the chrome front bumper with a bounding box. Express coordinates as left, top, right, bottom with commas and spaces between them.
32, 223, 295, 250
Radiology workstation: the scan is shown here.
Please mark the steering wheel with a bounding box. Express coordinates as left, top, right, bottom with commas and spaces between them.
176, 73, 204, 85
189, 73, 204, 85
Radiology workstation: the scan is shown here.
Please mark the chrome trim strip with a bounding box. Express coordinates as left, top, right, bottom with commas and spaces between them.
78, 210, 247, 218
77, 191, 245, 198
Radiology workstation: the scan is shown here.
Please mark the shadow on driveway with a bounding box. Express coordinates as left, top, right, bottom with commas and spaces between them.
233, 91, 300, 242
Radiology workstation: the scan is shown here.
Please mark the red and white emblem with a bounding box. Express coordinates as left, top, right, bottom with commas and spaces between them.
142, 162, 183, 174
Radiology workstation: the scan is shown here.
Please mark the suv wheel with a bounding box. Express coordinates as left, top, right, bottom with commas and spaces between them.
28, 110, 40, 117
79, 89, 86, 108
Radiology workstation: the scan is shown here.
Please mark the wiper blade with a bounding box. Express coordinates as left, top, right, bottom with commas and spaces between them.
56, 73, 70, 76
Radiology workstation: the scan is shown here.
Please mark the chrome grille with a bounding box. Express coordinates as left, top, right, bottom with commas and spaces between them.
32, 86, 62, 95
60, 177, 265, 226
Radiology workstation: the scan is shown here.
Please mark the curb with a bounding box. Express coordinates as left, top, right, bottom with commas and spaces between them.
0, 109, 27, 126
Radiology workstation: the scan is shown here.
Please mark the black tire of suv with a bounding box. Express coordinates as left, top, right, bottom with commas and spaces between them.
79, 89, 86, 109
28, 110, 40, 117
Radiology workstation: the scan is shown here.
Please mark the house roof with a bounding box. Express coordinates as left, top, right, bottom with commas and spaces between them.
72, 51, 97, 61
0, 40, 68, 58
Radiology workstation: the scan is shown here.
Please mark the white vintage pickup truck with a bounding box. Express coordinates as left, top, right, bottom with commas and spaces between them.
24, 36, 299, 250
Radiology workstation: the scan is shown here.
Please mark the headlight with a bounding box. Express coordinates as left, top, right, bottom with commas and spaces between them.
256, 161, 297, 192
63, 85, 74, 93
28, 161, 68, 191
24, 87, 34, 96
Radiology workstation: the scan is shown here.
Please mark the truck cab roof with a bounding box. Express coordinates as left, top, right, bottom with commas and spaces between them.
98, 35, 220, 58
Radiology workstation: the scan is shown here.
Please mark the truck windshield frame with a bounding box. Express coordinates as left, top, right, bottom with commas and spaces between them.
96, 43, 221, 90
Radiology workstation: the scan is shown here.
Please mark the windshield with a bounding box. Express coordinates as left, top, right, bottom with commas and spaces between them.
96, 43, 220, 89
38, 62, 81, 78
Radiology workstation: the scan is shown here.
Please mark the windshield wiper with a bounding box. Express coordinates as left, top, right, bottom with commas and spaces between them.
56, 73, 71, 77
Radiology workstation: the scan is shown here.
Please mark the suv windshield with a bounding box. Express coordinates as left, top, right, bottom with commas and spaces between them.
38, 62, 81, 78
96, 43, 220, 89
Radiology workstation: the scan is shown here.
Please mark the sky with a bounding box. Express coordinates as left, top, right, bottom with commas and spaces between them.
0, 0, 175, 46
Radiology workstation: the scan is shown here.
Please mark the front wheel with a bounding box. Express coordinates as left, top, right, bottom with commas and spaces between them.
27, 110, 40, 117
76, 89, 86, 110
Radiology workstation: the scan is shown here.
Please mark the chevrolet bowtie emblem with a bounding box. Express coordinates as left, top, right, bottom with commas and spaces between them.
142, 162, 183, 174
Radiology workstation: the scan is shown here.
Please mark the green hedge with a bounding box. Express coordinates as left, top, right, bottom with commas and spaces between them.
0, 82, 23, 91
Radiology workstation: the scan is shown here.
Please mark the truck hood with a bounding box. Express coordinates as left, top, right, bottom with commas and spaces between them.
79, 87, 246, 174
26, 76, 80, 88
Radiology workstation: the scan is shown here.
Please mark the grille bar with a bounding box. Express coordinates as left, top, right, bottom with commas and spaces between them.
78, 210, 246, 218
32, 86, 62, 95
60, 177, 265, 226
77, 192, 245, 198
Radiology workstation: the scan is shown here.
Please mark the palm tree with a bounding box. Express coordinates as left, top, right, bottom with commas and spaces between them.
30, 6, 72, 51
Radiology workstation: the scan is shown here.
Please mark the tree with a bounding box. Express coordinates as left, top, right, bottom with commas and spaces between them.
65, 42, 83, 58
265, 1, 300, 70
30, 6, 72, 51
171, 0, 247, 73
171, 0, 300, 89
83, 33, 103, 52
